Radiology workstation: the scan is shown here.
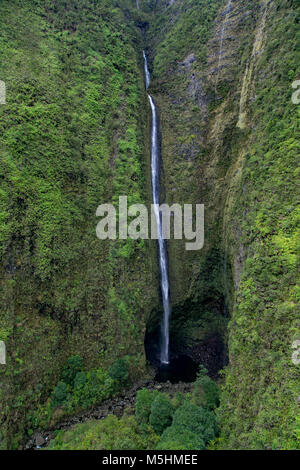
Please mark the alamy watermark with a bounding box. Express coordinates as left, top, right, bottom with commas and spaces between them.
292, 340, 300, 365
0, 341, 6, 365
96, 196, 204, 251
292, 80, 300, 104
0, 80, 6, 104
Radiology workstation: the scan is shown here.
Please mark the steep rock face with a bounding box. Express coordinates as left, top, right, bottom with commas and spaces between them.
0, 0, 299, 450
0, 0, 158, 449
145, 0, 299, 449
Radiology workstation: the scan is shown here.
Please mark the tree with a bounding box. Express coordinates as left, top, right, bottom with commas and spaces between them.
108, 358, 129, 385
173, 401, 217, 443
149, 393, 174, 435
136, 388, 153, 424
62, 355, 84, 387
73, 371, 86, 390
157, 400, 218, 450
156, 427, 206, 450
52, 381, 68, 407
193, 369, 220, 410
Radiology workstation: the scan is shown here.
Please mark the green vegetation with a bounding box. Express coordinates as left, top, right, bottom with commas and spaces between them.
157, 402, 216, 450
108, 357, 129, 385
25, 355, 131, 432
149, 393, 174, 434
135, 388, 158, 425
48, 414, 159, 450
192, 367, 220, 410
0, 0, 156, 449
147, 0, 223, 81
62, 355, 84, 387
0, 0, 299, 451
216, 0, 300, 450
145, 0, 300, 450
48, 369, 220, 450
52, 381, 68, 408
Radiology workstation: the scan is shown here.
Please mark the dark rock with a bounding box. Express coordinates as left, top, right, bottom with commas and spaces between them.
34, 433, 45, 447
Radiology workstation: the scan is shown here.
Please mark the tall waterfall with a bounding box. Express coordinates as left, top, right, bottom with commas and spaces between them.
217, 0, 232, 75
143, 51, 171, 365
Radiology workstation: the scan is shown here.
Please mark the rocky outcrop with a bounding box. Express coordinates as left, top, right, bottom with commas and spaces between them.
24, 380, 193, 450
144, 0, 299, 449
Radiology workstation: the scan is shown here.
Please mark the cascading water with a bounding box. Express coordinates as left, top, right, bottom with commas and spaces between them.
216, 0, 232, 81
143, 51, 171, 365
143, 51, 150, 90
139, 3, 226, 381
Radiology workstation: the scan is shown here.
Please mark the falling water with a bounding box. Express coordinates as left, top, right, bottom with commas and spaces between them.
143, 51, 150, 90
136, 0, 140, 9
217, 0, 232, 75
143, 51, 171, 365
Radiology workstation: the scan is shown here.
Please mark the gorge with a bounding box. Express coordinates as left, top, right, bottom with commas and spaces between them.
144, 49, 171, 366
0, 0, 299, 451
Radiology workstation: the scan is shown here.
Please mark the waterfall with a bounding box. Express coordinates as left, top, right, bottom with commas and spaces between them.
136, 0, 140, 9
143, 51, 171, 365
216, 0, 232, 77
143, 51, 151, 90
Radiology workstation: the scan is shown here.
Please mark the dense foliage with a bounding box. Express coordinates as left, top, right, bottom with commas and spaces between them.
149, 393, 174, 434
48, 370, 220, 450
0, 0, 156, 448
157, 402, 216, 450
145, 0, 300, 450
26, 355, 131, 432
0, 0, 299, 451
48, 414, 159, 450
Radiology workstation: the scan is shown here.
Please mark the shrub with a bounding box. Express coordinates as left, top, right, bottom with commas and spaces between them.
157, 400, 218, 450
52, 366, 116, 414
71, 369, 115, 410
149, 393, 174, 435
172, 392, 186, 410
156, 427, 206, 450
136, 388, 153, 424
136, 388, 160, 425
108, 358, 129, 386
193, 370, 220, 410
62, 355, 84, 387
52, 381, 68, 407
172, 401, 217, 443
48, 414, 159, 450
73, 371, 86, 390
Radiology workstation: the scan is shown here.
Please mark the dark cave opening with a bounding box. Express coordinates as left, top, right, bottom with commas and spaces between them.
145, 299, 228, 383
155, 355, 199, 383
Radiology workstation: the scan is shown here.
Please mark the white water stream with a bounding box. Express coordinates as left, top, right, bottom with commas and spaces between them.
143, 50, 171, 365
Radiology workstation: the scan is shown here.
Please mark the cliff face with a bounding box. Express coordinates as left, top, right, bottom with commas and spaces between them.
0, 0, 158, 448
145, 0, 299, 449
0, 0, 299, 450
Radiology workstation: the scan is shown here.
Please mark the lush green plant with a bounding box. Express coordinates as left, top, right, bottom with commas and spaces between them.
73, 371, 86, 390
48, 414, 159, 450
0, 0, 153, 448
46, 357, 117, 421
62, 355, 84, 387
135, 388, 153, 425
157, 400, 217, 450
192, 367, 220, 410
108, 358, 129, 386
171, 392, 186, 410
52, 381, 69, 408
156, 427, 206, 450
149, 393, 174, 435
